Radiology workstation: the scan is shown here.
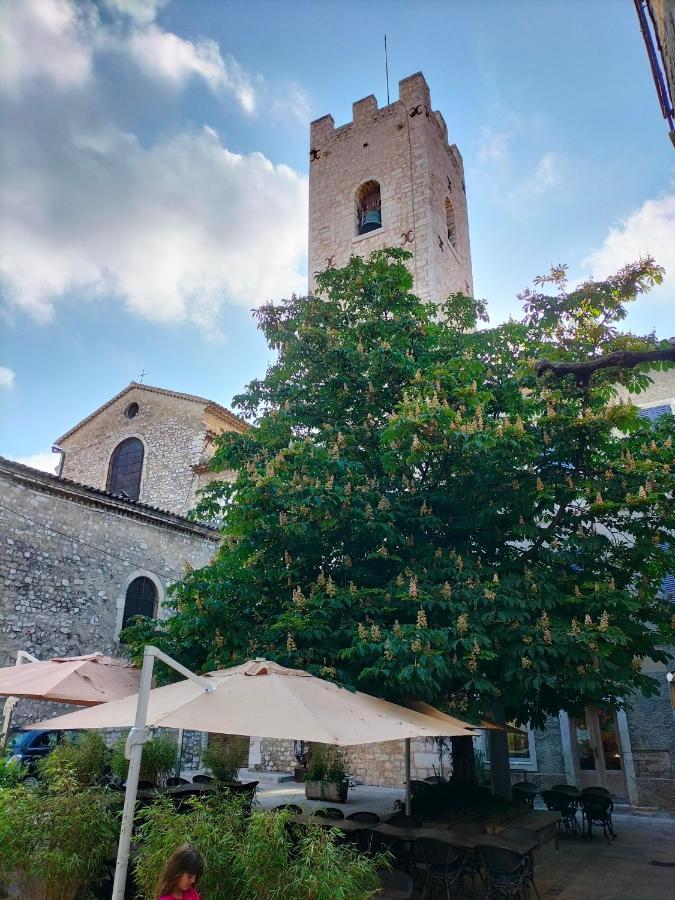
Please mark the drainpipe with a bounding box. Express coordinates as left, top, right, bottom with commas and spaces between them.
51, 445, 65, 477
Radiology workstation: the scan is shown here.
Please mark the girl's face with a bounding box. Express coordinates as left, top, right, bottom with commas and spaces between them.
176, 872, 197, 892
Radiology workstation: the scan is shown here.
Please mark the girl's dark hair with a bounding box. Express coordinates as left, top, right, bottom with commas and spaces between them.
156, 845, 204, 897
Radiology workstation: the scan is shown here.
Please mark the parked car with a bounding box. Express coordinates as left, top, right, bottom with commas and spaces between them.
5, 729, 81, 784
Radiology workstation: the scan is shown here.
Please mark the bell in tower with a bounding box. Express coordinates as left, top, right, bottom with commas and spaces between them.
356, 180, 382, 235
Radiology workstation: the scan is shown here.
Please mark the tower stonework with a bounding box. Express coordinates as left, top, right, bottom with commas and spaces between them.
308, 72, 473, 303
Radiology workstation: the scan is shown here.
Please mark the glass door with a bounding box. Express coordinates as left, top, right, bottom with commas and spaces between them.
572, 707, 627, 799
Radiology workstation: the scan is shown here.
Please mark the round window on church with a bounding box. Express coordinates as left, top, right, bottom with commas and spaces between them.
124, 402, 139, 420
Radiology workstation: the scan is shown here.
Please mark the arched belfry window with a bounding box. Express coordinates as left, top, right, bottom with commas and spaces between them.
121, 576, 157, 633
107, 437, 144, 501
445, 198, 457, 249
356, 180, 382, 235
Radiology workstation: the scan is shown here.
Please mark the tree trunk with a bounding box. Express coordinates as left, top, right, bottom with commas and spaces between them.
487, 700, 512, 800
450, 735, 476, 784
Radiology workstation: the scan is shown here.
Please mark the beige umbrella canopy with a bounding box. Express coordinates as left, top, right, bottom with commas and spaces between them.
0, 654, 140, 706
29, 658, 476, 743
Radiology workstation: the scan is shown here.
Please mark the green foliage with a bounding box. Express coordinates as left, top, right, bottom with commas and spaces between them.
134, 793, 383, 900
305, 743, 349, 784
110, 733, 177, 786
37, 732, 109, 791
0, 755, 26, 787
202, 736, 248, 783
125, 249, 675, 727
0, 786, 120, 900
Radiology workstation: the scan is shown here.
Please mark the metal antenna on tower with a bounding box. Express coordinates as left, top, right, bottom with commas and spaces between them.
384, 35, 390, 105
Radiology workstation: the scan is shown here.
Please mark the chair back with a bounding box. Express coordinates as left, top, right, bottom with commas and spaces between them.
424, 775, 447, 784
389, 813, 423, 828
166, 776, 189, 787
477, 842, 527, 876
192, 774, 214, 784
418, 837, 463, 868
551, 783, 579, 793
346, 810, 381, 824
272, 803, 303, 815
581, 785, 612, 798
314, 806, 345, 820
580, 793, 611, 818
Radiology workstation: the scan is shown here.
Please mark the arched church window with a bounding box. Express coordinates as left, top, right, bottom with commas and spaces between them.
445, 198, 457, 249
121, 576, 157, 633
107, 437, 144, 501
356, 181, 382, 235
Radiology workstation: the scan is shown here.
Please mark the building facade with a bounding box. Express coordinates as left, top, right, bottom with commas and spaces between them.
55, 382, 247, 518
309, 73, 473, 303
0, 456, 220, 726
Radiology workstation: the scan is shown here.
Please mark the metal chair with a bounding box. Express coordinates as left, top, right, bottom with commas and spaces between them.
424, 775, 448, 784
192, 773, 214, 784
415, 838, 465, 899
579, 792, 616, 841
477, 843, 530, 900
445, 823, 487, 896
165, 776, 189, 787
314, 806, 345, 819
347, 810, 381, 824
512, 781, 537, 811
389, 813, 423, 828
499, 827, 540, 899
541, 789, 579, 834
272, 803, 303, 814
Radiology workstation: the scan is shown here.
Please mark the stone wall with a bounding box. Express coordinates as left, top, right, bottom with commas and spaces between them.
58, 384, 241, 517
309, 72, 473, 304
0, 458, 219, 725
624, 664, 675, 811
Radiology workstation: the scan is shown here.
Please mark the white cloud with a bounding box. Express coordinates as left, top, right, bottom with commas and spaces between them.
0, 0, 94, 95
0, 0, 308, 328
14, 451, 59, 474
476, 125, 511, 164
0, 366, 15, 389
103, 0, 167, 26
126, 26, 257, 113
582, 191, 675, 334
270, 82, 312, 125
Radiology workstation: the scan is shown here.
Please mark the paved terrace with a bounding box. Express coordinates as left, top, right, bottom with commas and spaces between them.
248, 775, 675, 900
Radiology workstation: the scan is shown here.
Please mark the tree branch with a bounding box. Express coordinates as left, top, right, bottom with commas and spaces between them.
536, 343, 675, 386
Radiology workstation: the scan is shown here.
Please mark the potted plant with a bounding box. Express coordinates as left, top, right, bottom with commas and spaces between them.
202, 736, 248, 785
111, 732, 177, 788
304, 743, 349, 802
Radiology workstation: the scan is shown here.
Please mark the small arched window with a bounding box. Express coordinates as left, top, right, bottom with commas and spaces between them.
107, 437, 144, 500
445, 198, 457, 249
356, 180, 382, 235
121, 576, 157, 633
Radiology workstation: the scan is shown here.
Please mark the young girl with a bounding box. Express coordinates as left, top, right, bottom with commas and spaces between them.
156, 845, 204, 900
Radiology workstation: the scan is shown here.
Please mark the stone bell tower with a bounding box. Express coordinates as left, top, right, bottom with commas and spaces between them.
308, 72, 473, 303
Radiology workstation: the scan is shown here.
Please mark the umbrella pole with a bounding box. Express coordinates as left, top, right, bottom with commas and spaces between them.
405, 737, 412, 816
0, 650, 39, 751
111, 646, 215, 900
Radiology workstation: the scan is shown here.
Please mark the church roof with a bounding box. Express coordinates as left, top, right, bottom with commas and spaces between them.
55, 382, 249, 445
0, 456, 220, 538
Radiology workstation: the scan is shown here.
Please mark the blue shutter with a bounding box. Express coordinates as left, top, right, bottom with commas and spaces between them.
662, 574, 675, 603
638, 405, 671, 422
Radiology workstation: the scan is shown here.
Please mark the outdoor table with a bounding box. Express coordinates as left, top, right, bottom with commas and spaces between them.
288, 815, 367, 834
473, 833, 539, 856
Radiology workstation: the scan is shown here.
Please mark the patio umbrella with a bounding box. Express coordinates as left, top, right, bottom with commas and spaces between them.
30, 657, 475, 744
0, 652, 141, 750
0, 653, 141, 706
27, 650, 476, 900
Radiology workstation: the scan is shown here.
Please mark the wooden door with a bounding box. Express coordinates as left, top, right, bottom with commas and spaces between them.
572, 707, 628, 799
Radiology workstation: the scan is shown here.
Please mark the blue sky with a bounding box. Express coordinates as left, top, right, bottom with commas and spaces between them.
1, 0, 674, 470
